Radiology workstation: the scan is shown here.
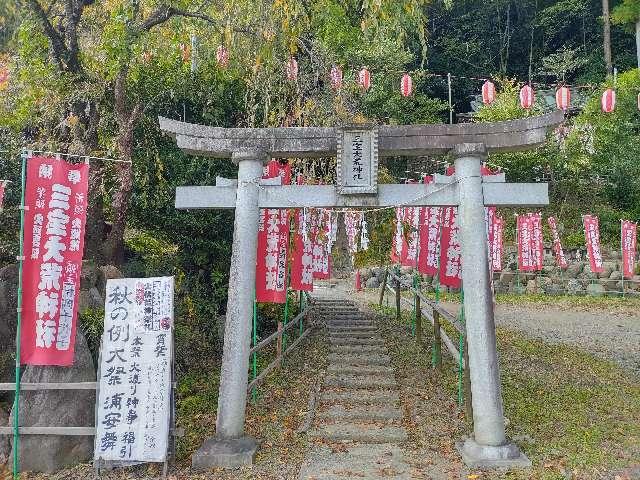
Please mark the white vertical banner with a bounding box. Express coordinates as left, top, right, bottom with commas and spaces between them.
94, 276, 174, 464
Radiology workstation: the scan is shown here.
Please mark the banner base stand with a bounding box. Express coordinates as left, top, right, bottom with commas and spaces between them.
191, 435, 258, 469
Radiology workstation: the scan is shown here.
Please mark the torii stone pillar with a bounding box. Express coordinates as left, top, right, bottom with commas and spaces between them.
454, 144, 528, 466
159, 111, 564, 470
190, 151, 266, 468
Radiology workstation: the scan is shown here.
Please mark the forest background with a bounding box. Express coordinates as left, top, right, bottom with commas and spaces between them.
0, 0, 639, 425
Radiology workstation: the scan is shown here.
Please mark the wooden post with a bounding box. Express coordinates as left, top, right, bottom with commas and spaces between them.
433, 310, 442, 371
415, 292, 422, 344
379, 269, 388, 306
395, 275, 401, 320
277, 321, 283, 366
463, 333, 473, 426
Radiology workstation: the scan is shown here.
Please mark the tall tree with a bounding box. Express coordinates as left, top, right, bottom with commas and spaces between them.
612, 0, 640, 68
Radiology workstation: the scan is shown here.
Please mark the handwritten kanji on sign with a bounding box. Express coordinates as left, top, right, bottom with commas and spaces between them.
20, 156, 89, 366
95, 277, 174, 464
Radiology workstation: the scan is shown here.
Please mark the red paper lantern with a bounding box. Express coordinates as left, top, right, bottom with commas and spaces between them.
357, 67, 371, 91
556, 86, 571, 111
601, 88, 616, 113
330, 65, 342, 89
519, 84, 535, 109
216, 46, 229, 68
482, 80, 496, 105
401, 73, 413, 97
286, 57, 298, 81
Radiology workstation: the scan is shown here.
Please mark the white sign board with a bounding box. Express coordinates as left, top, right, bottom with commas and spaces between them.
94, 276, 174, 464
336, 126, 378, 195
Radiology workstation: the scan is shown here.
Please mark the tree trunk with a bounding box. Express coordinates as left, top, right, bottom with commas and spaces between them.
102, 70, 142, 265
602, 0, 613, 75
636, 19, 640, 69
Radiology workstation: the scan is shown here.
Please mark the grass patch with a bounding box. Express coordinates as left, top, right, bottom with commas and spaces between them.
372, 301, 640, 479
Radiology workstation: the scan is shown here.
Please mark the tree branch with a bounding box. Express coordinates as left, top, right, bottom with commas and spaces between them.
24, 0, 69, 70
139, 4, 255, 36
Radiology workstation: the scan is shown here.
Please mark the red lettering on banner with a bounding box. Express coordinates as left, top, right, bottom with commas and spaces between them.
290, 209, 314, 291
20, 156, 89, 366
313, 209, 331, 280
390, 207, 408, 263
583, 215, 604, 273
517, 213, 543, 272
621, 220, 637, 279
547, 217, 568, 269
255, 161, 290, 303
491, 214, 504, 271
439, 207, 461, 288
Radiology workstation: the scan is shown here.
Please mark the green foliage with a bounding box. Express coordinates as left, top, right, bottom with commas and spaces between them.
78, 308, 105, 365
612, 0, 640, 30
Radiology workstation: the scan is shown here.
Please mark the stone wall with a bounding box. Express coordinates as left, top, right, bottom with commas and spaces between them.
356, 248, 640, 296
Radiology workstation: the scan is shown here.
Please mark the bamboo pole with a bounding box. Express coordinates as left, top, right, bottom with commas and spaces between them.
415, 286, 422, 344
251, 295, 258, 403
13, 150, 28, 479
395, 272, 401, 321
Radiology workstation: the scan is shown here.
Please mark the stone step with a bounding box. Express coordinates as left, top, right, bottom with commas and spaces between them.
320, 390, 400, 405
326, 325, 375, 331
317, 405, 402, 423
330, 345, 387, 356
329, 337, 384, 346
324, 373, 396, 389
311, 423, 408, 443
298, 445, 410, 480
327, 325, 380, 338
326, 319, 374, 324
327, 353, 391, 366
327, 364, 394, 376
328, 331, 379, 339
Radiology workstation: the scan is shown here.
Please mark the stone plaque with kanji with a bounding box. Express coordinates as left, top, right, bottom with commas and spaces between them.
336, 126, 378, 195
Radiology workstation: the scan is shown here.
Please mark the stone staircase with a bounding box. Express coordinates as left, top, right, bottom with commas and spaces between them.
299, 297, 411, 480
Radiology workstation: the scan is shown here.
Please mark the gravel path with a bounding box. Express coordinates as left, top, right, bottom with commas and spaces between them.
441, 302, 640, 375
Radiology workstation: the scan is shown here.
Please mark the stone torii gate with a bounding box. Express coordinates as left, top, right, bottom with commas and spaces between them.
159, 111, 564, 470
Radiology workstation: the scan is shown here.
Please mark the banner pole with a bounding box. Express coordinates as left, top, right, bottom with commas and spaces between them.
13, 150, 28, 480
457, 288, 465, 407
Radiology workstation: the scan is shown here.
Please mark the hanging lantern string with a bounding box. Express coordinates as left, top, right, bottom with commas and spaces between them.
244, 176, 463, 214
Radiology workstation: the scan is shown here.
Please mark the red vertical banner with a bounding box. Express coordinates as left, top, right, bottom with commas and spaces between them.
439, 207, 461, 288
418, 207, 442, 276
517, 214, 533, 271
401, 206, 420, 267
290, 209, 314, 291
256, 160, 290, 304
390, 207, 407, 263
583, 215, 604, 274
491, 214, 504, 271
531, 213, 544, 271
256, 208, 289, 303
621, 220, 637, 279
313, 209, 331, 280
20, 156, 89, 366
485, 206, 496, 270
547, 216, 568, 269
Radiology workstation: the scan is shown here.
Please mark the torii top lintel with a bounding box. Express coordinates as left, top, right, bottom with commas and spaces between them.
158, 111, 564, 159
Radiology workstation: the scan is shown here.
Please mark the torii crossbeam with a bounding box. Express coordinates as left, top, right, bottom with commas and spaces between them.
160, 111, 564, 470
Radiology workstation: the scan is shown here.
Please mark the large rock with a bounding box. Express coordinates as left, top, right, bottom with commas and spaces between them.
0, 265, 18, 388
97, 265, 123, 295
565, 262, 584, 278
9, 331, 96, 473
365, 277, 380, 289
566, 279, 583, 295
586, 283, 606, 296
597, 262, 616, 279
0, 407, 9, 468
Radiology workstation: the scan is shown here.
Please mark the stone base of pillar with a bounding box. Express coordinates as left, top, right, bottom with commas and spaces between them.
457, 437, 531, 469
192, 436, 259, 470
